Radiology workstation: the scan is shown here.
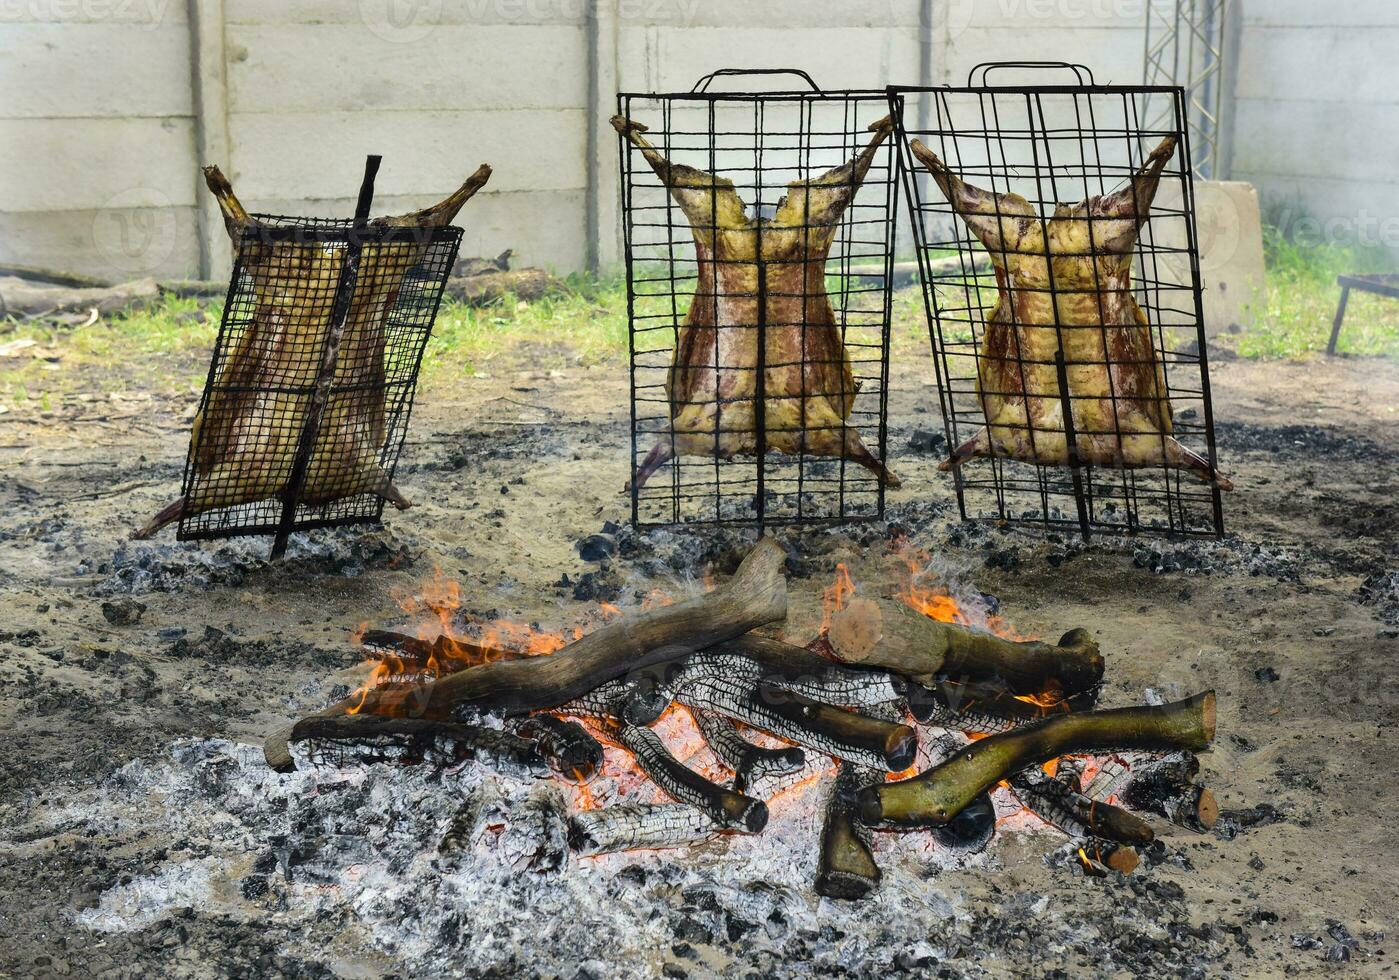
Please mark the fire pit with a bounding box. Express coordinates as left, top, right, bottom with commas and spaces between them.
251, 539, 1219, 902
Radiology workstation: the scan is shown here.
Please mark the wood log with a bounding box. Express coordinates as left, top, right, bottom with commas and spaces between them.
0, 276, 159, 318
601, 718, 768, 833
1113, 752, 1219, 832
827, 597, 1103, 696
265, 537, 788, 770
691, 708, 805, 794
444, 268, 559, 306
1011, 767, 1155, 845
286, 714, 545, 777
814, 702, 903, 899
859, 692, 1215, 828
905, 677, 1097, 732
815, 761, 883, 899
512, 714, 603, 783
569, 803, 718, 855
757, 681, 917, 771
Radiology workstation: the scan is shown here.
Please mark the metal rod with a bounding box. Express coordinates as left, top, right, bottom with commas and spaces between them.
270, 153, 381, 560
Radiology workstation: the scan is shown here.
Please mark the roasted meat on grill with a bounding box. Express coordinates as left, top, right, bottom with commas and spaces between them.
134, 163, 491, 539
616, 114, 899, 490
909, 136, 1230, 489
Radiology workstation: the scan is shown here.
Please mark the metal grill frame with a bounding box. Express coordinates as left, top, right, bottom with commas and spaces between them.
176, 158, 462, 554
618, 70, 899, 530
891, 63, 1226, 540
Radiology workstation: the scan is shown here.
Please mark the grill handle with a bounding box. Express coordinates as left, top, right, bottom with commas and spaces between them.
691, 68, 822, 93
967, 62, 1095, 87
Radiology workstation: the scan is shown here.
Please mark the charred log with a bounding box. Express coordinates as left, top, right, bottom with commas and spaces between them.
436, 779, 505, 858
512, 714, 604, 783
1011, 766, 1155, 845
285, 714, 545, 778
569, 803, 719, 856
905, 676, 1097, 732
500, 783, 571, 874
827, 597, 1103, 696
266, 537, 788, 770
1111, 751, 1219, 832
691, 708, 805, 794
860, 692, 1216, 828
599, 718, 768, 833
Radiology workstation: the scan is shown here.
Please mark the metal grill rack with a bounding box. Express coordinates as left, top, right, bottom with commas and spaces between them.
892, 63, 1226, 540
618, 69, 899, 529
178, 156, 462, 556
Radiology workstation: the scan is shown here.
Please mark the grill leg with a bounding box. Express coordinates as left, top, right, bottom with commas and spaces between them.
1327, 285, 1351, 355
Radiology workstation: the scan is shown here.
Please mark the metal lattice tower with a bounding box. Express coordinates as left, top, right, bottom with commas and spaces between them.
1143, 0, 1234, 179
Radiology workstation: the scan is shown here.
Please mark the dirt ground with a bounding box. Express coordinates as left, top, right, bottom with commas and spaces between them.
1, 338, 1396, 977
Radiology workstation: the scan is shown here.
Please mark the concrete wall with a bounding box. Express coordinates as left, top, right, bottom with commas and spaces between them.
1, 0, 1395, 280
1231, 0, 1399, 249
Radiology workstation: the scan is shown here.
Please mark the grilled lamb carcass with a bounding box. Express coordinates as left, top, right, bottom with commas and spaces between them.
616, 115, 899, 490
133, 163, 491, 539
909, 136, 1230, 490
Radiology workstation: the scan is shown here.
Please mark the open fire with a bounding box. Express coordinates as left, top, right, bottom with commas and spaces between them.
274, 538, 1219, 895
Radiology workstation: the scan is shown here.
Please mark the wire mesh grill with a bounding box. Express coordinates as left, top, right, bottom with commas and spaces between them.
892, 63, 1226, 539
177, 214, 461, 546
619, 71, 899, 529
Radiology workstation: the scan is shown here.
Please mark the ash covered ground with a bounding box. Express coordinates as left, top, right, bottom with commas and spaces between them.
1, 348, 1396, 978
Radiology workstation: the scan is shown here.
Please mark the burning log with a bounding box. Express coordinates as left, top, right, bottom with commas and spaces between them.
827, 597, 1104, 696
673, 671, 913, 771
285, 714, 546, 778
1010, 767, 1155, 845
569, 804, 719, 856
511, 714, 604, 783
1054, 756, 1087, 793
859, 692, 1215, 828
599, 718, 769, 833
266, 537, 788, 770
135, 163, 493, 539
614, 114, 900, 489
1105, 751, 1219, 832
724, 634, 906, 708
691, 708, 805, 794
904, 677, 1097, 732
1051, 839, 1142, 877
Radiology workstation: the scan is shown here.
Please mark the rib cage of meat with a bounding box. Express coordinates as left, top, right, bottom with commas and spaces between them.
616, 114, 900, 490
909, 136, 1230, 490
135, 163, 490, 539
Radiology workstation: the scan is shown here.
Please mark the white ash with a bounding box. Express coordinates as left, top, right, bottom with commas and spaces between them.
44, 736, 1007, 976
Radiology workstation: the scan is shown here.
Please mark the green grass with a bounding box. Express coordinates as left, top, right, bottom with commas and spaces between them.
2, 224, 1395, 414
423, 273, 627, 377
1235, 222, 1399, 359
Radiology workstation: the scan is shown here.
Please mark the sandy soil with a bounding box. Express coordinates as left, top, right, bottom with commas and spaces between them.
0, 340, 1396, 977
